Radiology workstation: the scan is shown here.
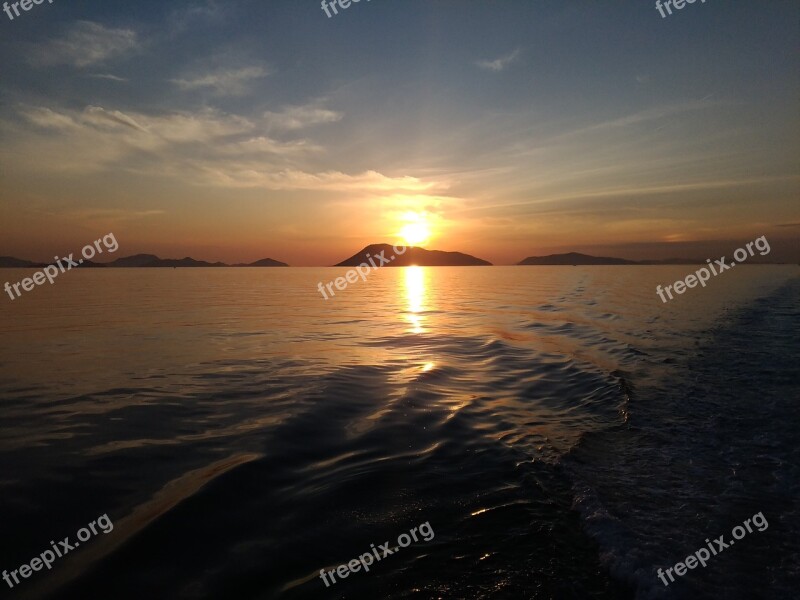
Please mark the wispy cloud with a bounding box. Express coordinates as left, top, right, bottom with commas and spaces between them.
7, 101, 447, 198
84, 106, 147, 132
69, 208, 166, 224
499, 99, 723, 160
476, 49, 520, 72
458, 176, 800, 217
87, 73, 128, 82
565, 100, 720, 137
171, 66, 268, 95
195, 168, 441, 193
11, 105, 254, 172
167, 0, 225, 34
29, 21, 139, 68
263, 103, 343, 131
7, 104, 327, 179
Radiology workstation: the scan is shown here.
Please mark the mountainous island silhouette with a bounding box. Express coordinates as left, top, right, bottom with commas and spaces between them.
335, 244, 492, 267
0, 249, 780, 268
0, 254, 289, 268
517, 252, 707, 265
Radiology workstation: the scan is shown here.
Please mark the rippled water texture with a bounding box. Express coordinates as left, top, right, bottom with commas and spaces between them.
0, 266, 797, 599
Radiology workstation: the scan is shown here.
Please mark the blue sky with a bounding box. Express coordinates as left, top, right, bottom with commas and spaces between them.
1, 0, 798, 264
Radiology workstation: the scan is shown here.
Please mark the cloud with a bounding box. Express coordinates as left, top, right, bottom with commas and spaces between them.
7, 104, 325, 178
459, 176, 800, 217
87, 73, 128, 82
476, 49, 520, 72
171, 66, 268, 95
4, 103, 449, 203
567, 101, 717, 136
263, 103, 343, 131
195, 168, 440, 192
69, 208, 166, 223
167, 0, 225, 34
219, 136, 324, 156
29, 21, 138, 68
20, 107, 80, 130
84, 106, 147, 132
502, 99, 723, 154
12, 105, 255, 171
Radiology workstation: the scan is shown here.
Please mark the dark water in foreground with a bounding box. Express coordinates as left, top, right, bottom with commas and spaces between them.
0, 266, 798, 599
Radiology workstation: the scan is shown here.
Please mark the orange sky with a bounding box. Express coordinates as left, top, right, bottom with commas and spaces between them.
1, 2, 798, 265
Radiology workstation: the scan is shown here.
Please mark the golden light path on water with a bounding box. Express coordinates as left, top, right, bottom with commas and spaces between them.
403, 265, 427, 334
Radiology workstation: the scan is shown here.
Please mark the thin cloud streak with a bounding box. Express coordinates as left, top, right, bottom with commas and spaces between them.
476, 49, 520, 71
87, 73, 128, 82
29, 21, 139, 68
456, 175, 800, 216
171, 66, 269, 95
263, 104, 343, 131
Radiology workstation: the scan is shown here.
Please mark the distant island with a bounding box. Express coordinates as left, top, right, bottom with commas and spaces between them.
517, 252, 706, 266
0, 254, 289, 268
0, 250, 789, 268
243, 258, 289, 267
335, 244, 492, 267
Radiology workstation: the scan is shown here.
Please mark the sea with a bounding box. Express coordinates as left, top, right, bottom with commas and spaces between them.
0, 265, 798, 600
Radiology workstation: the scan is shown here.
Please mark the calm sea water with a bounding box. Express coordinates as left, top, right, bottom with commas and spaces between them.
0, 266, 798, 599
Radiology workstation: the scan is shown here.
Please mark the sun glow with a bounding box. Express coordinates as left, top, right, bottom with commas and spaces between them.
398, 212, 432, 246
400, 222, 430, 246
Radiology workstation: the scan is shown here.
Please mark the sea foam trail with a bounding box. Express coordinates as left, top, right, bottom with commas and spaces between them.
565, 277, 800, 599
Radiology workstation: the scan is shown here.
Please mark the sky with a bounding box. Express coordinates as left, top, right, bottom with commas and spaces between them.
1, 0, 798, 265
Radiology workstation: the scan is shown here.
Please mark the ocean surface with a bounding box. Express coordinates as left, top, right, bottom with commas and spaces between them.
0, 266, 798, 600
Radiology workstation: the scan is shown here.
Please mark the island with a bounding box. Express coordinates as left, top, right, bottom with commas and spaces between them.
0, 254, 289, 268
517, 252, 705, 266
335, 244, 492, 267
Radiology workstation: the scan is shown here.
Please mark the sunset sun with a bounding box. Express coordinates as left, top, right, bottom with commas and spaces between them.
398, 212, 432, 246
400, 222, 430, 246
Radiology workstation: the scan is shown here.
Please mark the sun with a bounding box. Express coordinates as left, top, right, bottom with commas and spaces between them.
395, 209, 435, 247
399, 222, 430, 246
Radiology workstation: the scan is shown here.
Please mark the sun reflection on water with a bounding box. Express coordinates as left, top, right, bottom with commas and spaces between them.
404, 266, 427, 334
